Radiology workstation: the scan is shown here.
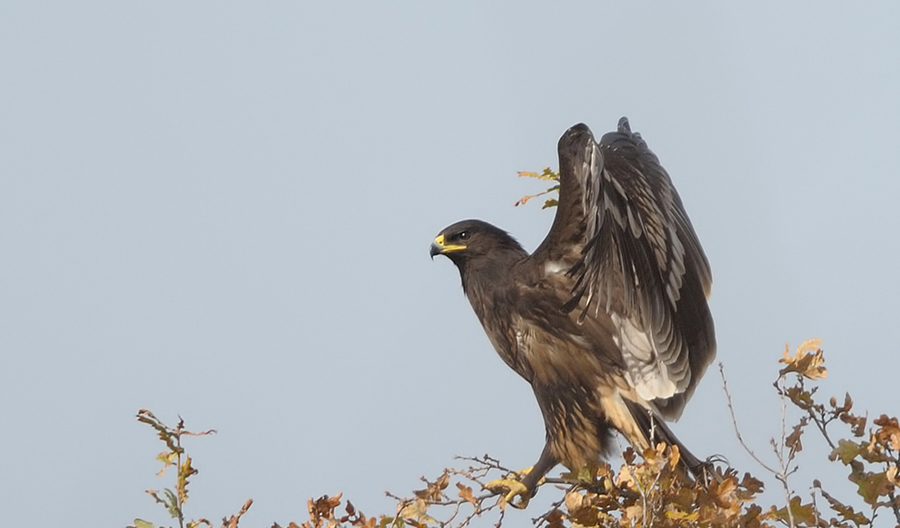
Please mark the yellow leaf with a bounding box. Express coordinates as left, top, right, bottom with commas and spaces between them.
796, 338, 822, 355
779, 340, 827, 379
517, 167, 559, 181
887, 464, 898, 486
399, 498, 435, 525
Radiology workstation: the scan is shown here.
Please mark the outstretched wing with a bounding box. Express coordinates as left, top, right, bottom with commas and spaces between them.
531, 118, 715, 418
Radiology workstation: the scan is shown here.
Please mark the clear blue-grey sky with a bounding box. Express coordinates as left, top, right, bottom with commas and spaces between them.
2, 2, 899, 526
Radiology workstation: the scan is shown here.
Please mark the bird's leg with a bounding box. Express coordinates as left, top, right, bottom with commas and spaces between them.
484, 466, 535, 509
485, 444, 557, 509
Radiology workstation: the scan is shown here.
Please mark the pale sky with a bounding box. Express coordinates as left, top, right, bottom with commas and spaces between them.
1, 2, 899, 526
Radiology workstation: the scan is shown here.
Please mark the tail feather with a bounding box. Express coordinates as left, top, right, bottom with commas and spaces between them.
623, 400, 704, 477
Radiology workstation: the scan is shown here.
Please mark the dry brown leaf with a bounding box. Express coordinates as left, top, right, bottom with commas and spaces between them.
779, 340, 827, 379
873, 415, 900, 450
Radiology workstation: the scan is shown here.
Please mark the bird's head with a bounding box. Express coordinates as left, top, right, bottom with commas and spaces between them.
430, 219, 524, 267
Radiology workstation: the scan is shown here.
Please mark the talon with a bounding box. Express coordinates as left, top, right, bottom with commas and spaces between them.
485, 477, 530, 508
692, 458, 723, 487
484, 466, 543, 509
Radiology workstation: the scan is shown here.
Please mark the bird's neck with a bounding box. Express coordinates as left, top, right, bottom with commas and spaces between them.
459, 252, 525, 322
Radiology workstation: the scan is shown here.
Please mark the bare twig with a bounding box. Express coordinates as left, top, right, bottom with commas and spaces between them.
531, 492, 568, 528
773, 375, 797, 528
718, 363, 778, 475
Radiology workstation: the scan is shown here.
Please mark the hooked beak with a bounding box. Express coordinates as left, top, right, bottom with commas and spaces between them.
429, 234, 465, 259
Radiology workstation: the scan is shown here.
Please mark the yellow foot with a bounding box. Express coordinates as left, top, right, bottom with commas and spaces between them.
484, 466, 543, 509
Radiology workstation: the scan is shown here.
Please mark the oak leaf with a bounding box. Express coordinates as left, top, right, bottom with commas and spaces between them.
779, 340, 827, 379
873, 414, 900, 450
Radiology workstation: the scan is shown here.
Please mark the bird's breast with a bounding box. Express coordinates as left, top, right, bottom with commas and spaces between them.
512, 317, 604, 387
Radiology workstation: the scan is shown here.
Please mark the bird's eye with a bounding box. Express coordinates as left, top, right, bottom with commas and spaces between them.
457, 231, 470, 240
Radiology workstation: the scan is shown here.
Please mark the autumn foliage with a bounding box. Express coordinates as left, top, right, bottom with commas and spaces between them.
128, 342, 900, 528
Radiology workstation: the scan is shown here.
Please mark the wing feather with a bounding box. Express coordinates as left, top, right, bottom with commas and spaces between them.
533, 118, 715, 417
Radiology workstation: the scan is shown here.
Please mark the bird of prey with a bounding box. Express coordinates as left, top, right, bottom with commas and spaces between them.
430, 118, 716, 507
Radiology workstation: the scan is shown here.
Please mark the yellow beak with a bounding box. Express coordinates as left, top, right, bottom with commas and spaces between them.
430, 234, 466, 258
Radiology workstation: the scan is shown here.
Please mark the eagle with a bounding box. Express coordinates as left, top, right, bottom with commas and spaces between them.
430, 118, 716, 506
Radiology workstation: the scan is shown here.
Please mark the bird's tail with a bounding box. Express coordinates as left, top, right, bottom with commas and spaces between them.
623, 400, 705, 479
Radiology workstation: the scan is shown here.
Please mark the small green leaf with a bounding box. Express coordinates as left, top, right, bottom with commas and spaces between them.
829, 439, 863, 465
771, 496, 819, 525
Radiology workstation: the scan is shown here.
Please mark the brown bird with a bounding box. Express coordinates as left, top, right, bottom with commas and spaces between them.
430, 118, 716, 507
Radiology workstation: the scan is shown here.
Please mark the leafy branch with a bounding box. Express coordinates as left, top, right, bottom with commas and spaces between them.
128, 342, 900, 528
515, 168, 560, 209
128, 410, 251, 528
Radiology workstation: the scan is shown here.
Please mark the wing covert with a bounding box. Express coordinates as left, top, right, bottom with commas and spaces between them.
533, 118, 715, 416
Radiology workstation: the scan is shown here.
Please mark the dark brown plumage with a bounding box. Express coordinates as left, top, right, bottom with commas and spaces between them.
430, 118, 716, 503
